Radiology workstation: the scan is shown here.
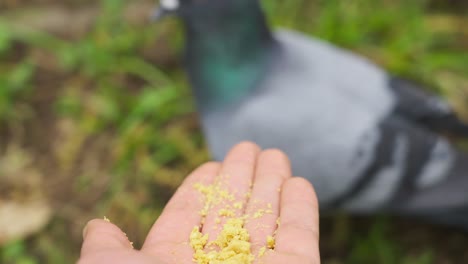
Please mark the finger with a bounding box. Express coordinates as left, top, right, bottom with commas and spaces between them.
142, 162, 221, 252
245, 149, 292, 255
80, 219, 133, 257
259, 251, 316, 264
201, 141, 261, 243
78, 250, 160, 264
274, 177, 320, 260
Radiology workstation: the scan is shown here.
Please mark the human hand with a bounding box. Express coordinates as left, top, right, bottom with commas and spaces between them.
78, 142, 320, 264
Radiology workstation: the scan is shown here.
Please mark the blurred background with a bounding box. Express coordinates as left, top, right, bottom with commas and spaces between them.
0, 0, 467, 263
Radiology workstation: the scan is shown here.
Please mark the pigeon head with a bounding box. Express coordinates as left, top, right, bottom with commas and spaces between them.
154, 0, 262, 26
153, 0, 185, 19
153, 0, 275, 112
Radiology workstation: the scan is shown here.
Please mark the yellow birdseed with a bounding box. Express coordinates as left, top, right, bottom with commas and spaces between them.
253, 210, 265, 219
191, 176, 279, 264
191, 218, 254, 264
258, 246, 267, 257
219, 208, 235, 217
267, 236, 275, 249
233, 202, 243, 209
253, 208, 274, 219
190, 226, 209, 250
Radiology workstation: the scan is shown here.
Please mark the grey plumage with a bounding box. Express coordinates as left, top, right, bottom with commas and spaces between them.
202, 30, 465, 213
155, 0, 468, 228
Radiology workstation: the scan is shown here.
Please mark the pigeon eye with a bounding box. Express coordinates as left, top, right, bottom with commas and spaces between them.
161, 0, 180, 10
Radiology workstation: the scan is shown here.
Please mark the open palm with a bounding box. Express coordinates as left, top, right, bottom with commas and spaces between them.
78, 142, 320, 264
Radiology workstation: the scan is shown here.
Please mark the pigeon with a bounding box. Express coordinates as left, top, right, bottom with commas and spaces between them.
154, 0, 468, 227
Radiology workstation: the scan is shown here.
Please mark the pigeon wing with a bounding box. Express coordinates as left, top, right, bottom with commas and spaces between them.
389, 77, 468, 137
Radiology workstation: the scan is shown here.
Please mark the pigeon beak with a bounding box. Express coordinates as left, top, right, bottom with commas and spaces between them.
151, 7, 170, 22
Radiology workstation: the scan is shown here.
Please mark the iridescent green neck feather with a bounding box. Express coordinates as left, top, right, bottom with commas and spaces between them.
182, 0, 275, 113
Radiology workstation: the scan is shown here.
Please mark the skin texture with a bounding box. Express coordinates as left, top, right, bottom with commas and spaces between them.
78, 142, 320, 264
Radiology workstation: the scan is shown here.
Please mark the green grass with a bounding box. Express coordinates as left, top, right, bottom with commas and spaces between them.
0, 0, 467, 263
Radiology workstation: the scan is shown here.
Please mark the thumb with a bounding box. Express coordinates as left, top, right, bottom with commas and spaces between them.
80, 219, 134, 257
